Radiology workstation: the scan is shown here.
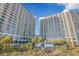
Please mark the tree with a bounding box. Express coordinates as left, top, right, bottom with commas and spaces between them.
38, 37, 45, 43
0, 44, 3, 52
0, 35, 13, 44
32, 37, 38, 43
2, 44, 14, 52
65, 38, 75, 50
20, 43, 33, 51
32, 37, 45, 43
27, 37, 32, 43
0, 35, 13, 52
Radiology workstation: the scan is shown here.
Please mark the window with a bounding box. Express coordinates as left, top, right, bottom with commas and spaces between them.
6, 3, 11, 6
10, 13, 14, 17
10, 11, 14, 14
2, 12, 7, 16
5, 5, 10, 8
3, 10, 7, 13
9, 15, 14, 19
4, 7, 9, 11
0, 17, 4, 22
2, 15, 5, 18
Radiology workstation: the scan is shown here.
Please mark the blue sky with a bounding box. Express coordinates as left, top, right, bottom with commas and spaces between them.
22, 3, 65, 35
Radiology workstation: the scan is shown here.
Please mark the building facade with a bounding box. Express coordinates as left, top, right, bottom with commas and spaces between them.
0, 3, 35, 46
40, 9, 79, 45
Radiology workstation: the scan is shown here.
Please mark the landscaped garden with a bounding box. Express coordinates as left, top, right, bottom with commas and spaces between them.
0, 36, 79, 56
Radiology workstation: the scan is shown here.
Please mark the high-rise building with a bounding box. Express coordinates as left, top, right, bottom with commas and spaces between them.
0, 3, 35, 46
40, 9, 79, 45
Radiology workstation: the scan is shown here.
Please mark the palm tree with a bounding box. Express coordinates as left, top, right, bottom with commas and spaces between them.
0, 35, 13, 52
0, 35, 13, 44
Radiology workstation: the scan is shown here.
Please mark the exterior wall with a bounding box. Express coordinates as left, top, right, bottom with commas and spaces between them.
40, 10, 79, 45
0, 3, 35, 45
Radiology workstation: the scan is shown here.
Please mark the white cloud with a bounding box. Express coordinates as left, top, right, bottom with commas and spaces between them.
65, 3, 79, 10
58, 3, 79, 12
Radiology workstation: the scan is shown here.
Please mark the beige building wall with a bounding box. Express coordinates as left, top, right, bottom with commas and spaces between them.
40, 10, 79, 45
0, 3, 35, 41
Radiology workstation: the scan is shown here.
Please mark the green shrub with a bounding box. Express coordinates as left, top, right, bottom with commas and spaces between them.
0, 36, 13, 44
2, 44, 14, 52
20, 43, 34, 51
47, 39, 65, 45
32, 37, 45, 43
